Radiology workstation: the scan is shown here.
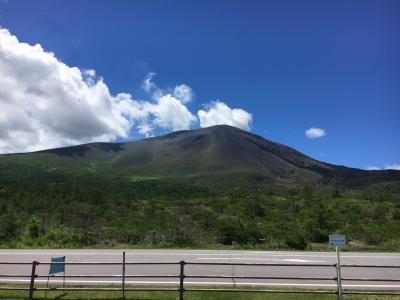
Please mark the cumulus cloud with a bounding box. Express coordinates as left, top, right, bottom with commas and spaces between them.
141, 72, 157, 93
173, 84, 193, 103
366, 166, 381, 170
197, 101, 252, 131
305, 127, 327, 139
385, 164, 400, 170
366, 164, 400, 171
84, 69, 96, 77
0, 28, 256, 154
137, 123, 153, 137
145, 95, 196, 130
0, 28, 196, 153
142, 73, 194, 104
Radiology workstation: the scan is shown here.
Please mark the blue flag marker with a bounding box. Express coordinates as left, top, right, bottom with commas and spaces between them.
49, 256, 65, 275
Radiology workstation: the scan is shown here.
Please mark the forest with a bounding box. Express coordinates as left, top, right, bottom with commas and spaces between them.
1, 163, 399, 250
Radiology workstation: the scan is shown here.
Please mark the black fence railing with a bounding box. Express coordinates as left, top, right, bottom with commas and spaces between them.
1, 253, 400, 300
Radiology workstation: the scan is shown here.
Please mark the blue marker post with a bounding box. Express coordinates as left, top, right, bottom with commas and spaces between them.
45, 256, 66, 298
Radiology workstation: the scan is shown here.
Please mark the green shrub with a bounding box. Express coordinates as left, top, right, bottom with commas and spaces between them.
285, 231, 308, 250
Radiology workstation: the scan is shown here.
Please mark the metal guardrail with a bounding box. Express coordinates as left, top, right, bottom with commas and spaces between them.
1, 252, 400, 299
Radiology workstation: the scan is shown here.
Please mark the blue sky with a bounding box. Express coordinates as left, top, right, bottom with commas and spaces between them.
0, 0, 399, 169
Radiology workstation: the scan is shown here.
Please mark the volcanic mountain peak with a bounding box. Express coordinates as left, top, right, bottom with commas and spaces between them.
3, 125, 400, 187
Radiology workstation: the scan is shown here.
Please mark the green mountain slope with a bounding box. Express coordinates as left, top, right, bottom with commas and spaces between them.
3, 124, 399, 188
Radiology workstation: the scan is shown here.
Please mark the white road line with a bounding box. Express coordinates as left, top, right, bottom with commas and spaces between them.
196, 257, 326, 263
0, 252, 399, 259
1, 279, 400, 288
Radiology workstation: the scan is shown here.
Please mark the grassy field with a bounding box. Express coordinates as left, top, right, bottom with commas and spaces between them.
1, 286, 400, 300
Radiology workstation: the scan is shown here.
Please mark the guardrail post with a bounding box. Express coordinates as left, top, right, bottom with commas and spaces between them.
122, 251, 126, 300
335, 246, 343, 300
29, 260, 38, 300
179, 260, 185, 300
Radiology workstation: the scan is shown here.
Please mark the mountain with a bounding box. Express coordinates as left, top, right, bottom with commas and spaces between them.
1, 125, 400, 250
2, 125, 399, 189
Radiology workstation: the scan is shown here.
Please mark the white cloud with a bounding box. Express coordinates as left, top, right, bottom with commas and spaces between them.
0, 28, 197, 153
141, 72, 157, 93
366, 166, 381, 170
305, 127, 327, 139
366, 164, 400, 171
145, 94, 196, 131
197, 101, 252, 131
84, 69, 96, 77
115, 92, 196, 133
173, 84, 193, 103
137, 123, 153, 137
142, 73, 194, 104
385, 164, 400, 170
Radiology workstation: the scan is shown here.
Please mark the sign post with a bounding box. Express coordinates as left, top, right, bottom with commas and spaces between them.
122, 251, 126, 300
335, 245, 343, 300
329, 235, 345, 300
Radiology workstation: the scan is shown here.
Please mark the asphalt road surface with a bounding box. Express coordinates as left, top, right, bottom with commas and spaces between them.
1, 249, 400, 290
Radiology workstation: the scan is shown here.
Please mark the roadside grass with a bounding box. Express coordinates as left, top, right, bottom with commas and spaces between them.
1, 285, 400, 300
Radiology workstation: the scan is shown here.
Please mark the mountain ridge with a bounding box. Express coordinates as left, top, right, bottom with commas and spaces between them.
2, 125, 399, 188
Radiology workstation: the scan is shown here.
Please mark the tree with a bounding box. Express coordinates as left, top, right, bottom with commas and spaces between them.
28, 216, 41, 239
0, 212, 18, 241
285, 229, 308, 250
217, 216, 241, 245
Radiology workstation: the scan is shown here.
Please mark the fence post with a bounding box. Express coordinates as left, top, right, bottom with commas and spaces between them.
29, 260, 38, 300
179, 260, 185, 300
122, 251, 126, 300
335, 246, 343, 300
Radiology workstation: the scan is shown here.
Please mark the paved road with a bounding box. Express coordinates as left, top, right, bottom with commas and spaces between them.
1, 249, 400, 290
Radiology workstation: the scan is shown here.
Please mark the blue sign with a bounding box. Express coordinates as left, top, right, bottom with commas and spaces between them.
329, 235, 346, 247
49, 256, 65, 275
